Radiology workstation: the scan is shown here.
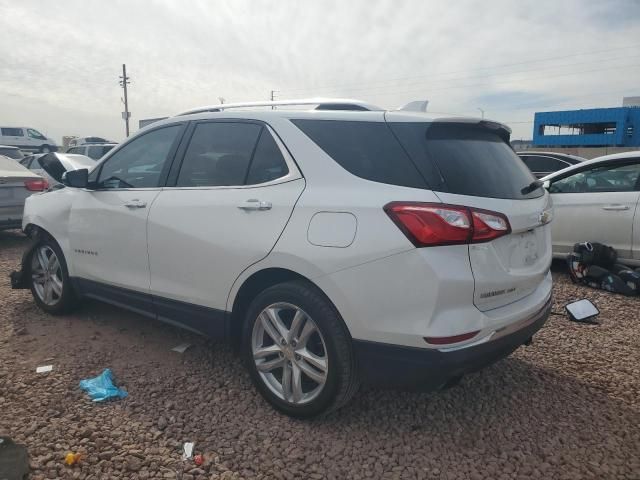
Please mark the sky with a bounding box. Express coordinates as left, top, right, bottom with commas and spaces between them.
1, 0, 639, 144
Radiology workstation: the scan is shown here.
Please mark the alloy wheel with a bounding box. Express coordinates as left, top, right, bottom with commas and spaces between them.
251, 303, 328, 405
31, 245, 63, 306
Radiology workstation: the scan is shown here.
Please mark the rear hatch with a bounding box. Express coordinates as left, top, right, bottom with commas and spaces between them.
388, 117, 552, 312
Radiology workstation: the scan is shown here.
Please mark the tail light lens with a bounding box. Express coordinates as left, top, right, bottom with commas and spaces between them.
384, 202, 511, 247
24, 178, 49, 192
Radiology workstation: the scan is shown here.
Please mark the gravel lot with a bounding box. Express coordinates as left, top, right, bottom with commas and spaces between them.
1, 230, 639, 480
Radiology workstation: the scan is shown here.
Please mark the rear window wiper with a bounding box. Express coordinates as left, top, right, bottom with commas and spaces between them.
521, 179, 543, 195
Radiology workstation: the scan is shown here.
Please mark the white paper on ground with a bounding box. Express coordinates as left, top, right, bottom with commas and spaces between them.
171, 343, 192, 353
182, 442, 194, 460
36, 365, 53, 373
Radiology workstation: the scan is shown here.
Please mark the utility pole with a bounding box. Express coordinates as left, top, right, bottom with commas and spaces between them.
477, 107, 485, 119
119, 64, 131, 137
270, 90, 275, 109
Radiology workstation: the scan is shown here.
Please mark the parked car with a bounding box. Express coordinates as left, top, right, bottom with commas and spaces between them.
0, 127, 58, 153
66, 143, 117, 160
0, 155, 48, 230
12, 98, 553, 417
542, 151, 640, 265
67, 136, 111, 147
20, 153, 95, 187
517, 151, 585, 178
0, 145, 25, 161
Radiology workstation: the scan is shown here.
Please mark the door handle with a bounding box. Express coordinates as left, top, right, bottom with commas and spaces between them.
237, 199, 272, 211
123, 199, 147, 209
602, 204, 630, 211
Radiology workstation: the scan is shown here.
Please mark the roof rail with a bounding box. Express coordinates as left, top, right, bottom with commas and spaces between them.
177, 98, 383, 116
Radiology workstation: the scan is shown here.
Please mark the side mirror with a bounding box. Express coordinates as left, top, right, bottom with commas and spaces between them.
565, 299, 599, 324
62, 168, 89, 188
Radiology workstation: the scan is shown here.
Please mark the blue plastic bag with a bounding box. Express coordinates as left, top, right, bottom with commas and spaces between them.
79, 368, 128, 402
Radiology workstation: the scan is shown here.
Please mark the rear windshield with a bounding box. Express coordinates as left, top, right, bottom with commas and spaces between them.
294, 119, 542, 199
0, 148, 24, 160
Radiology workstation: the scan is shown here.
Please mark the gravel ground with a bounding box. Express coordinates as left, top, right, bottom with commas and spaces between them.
1, 229, 639, 480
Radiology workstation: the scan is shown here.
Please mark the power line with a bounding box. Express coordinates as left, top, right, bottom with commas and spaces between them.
277, 44, 640, 95
359, 63, 640, 99
280, 54, 640, 97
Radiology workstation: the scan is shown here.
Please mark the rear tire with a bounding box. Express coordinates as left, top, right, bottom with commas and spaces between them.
242, 281, 359, 418
28, 237, 77, 315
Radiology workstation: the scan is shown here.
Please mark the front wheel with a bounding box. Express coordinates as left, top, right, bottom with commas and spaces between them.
39, 145, 51, 153
242, 281, 359, 418
28, 239, 76, 314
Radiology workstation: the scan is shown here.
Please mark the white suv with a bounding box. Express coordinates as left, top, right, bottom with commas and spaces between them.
12, 99, 553, 417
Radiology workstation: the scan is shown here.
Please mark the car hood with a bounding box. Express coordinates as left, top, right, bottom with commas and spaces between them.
38, 153, 95, 182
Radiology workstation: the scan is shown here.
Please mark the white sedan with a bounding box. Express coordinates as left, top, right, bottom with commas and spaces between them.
542, 151, 640, 265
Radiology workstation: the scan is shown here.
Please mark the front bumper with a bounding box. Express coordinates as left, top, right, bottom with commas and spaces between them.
353, 296, 552, 390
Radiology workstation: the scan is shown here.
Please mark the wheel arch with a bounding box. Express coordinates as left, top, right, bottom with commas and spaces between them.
228, 267, 346, 350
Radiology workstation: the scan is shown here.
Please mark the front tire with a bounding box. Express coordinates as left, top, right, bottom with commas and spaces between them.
242, 281, 359, 418
28, 238, 76, 314
40, 145, 51, 153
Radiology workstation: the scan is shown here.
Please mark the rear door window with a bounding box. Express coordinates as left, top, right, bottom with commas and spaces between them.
291, 120, 427, 189
246, 129, 289, 185
390, 123, 542, 199
176, 122, 262, 187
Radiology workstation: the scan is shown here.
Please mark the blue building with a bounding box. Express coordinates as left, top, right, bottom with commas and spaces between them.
533, 106, 640, 147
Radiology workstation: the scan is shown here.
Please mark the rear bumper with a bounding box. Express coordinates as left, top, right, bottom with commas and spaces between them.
353, 296, 551, 390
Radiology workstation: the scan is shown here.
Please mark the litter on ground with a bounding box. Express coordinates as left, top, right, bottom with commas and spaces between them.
79, 368, 128, 402
171, 342, 192, 353
35, 365, 53, 373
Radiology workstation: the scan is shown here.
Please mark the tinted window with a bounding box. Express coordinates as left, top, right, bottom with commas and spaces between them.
177, 122, 261, 187
67, 147, 83, 155
522, 155, 568, 172
20, 156, 33, 167
550, 162, 640, 193
246, 130, 289, 184
292, 120, 426, 189
1, 128, 23, 136
390, 123, 541, 199
97, 125, 181, 188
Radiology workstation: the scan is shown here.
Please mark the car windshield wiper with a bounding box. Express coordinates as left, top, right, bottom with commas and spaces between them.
521, 179, 543, 195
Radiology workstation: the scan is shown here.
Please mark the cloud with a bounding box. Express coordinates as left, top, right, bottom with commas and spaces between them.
0, 0, 638, 142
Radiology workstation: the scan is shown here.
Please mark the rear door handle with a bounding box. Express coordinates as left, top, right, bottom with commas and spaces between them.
124, 199, 147, 209
237, 199, 272, 211
602, 204, 630, 211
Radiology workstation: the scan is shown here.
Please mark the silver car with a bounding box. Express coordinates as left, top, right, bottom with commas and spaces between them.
0, 154, 47, 230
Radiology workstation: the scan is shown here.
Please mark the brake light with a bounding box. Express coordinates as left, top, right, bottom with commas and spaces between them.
384, 202, 510, 247
24, 178, 49, 192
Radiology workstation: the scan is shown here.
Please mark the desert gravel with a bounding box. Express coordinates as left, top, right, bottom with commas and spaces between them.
1, 230, 639, 479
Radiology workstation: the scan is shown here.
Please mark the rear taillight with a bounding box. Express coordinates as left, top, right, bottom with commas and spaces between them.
24, 178, 49, 192
384, 202, 511, 247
